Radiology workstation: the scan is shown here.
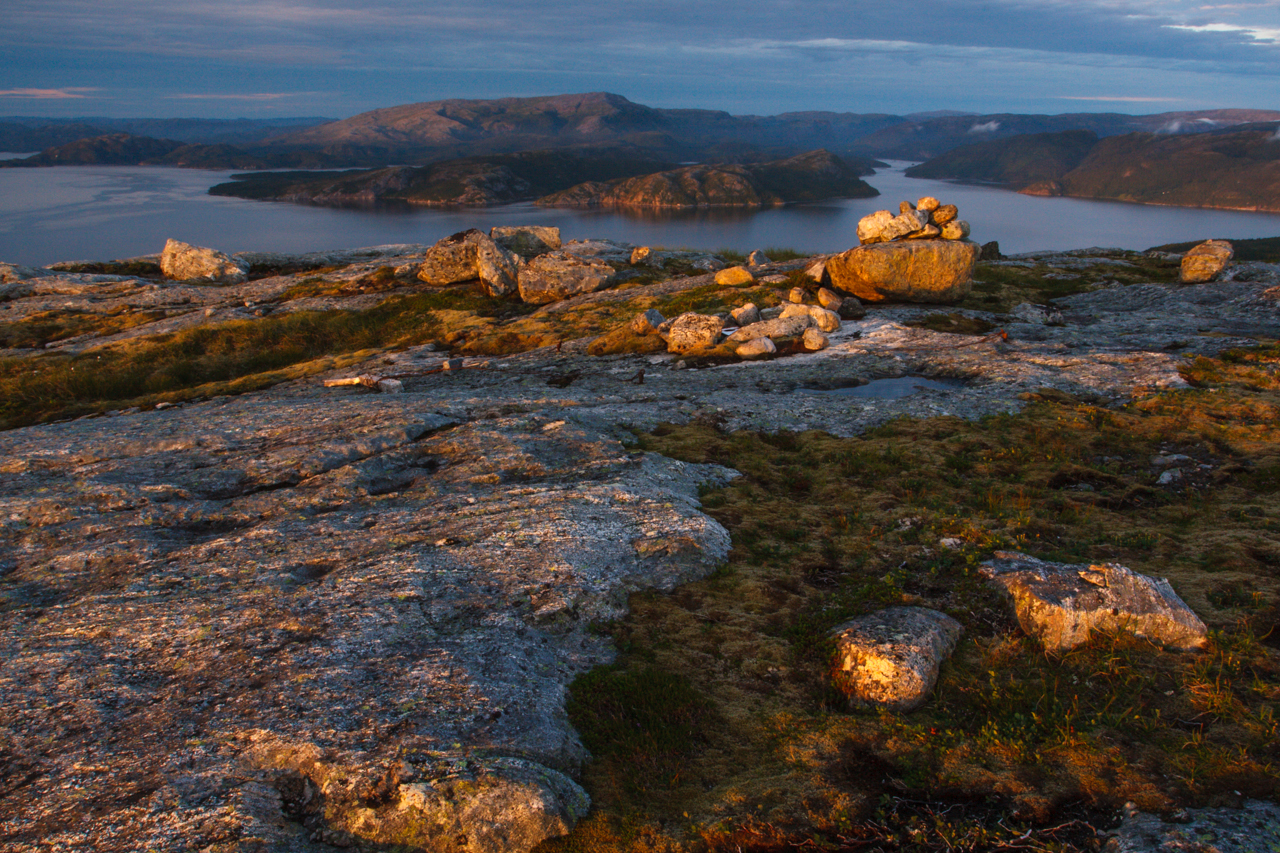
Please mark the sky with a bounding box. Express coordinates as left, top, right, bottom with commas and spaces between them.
2, 0, 1278, 120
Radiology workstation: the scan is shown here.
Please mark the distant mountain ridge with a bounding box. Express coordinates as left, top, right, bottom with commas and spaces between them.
904, 124, 1280, 212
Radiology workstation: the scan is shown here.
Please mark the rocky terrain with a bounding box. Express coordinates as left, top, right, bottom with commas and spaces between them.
906, 124, 1280, 212
2, 227, 1279, 852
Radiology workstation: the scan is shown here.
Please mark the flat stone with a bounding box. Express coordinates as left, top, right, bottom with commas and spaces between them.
980, 551, 1208, 652
831, 606, 963, 711
727, 315, 811, 343
491, 225, 562, 259
736, 336, 776, 359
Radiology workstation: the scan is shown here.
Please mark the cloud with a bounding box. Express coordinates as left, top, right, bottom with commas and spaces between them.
968, 121, 1001, 133
166, 92, 315, 101
0, 87, 97, 99
1058, 95, 1181, 101
1165, 22, 1280, 42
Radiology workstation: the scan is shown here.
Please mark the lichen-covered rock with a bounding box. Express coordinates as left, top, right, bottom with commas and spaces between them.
418, 229, 485, 286
826, 239, 979, 304
805, 257, 831, 285
1181, 239, 1234, 283
727, 315, 811, 343
491, 225, 562, 259
917, 196, 940, 213
831, 607, 963, 711
476, 237, 522, 297
667, 312, 724, 353
518, 251, 616, 304
980, 552, 1208, 652
747, 250, 771, 266
940, 220, 971, 241
780, 303, 840, 333
858, 209, 929, 244
838, 295, 866, 320
1105, 798, 1280, 853
931, 204, 959, 225
160, 238, 248, 283
736, 336, 776, 359
715, 266, 755, 286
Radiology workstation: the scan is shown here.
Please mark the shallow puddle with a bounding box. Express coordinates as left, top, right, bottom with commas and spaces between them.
799, 376, 967, 399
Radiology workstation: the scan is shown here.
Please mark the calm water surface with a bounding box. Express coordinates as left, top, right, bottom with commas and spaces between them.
1, 160, 1278, 267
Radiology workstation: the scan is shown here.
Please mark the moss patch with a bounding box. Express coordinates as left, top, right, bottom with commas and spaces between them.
541, 345, 1280, 853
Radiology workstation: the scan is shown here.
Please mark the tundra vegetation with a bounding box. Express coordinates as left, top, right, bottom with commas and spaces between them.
1, 245, 1277, 851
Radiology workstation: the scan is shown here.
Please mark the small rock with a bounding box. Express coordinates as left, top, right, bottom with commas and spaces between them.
1011, 303, 1064, 325
907, 224, 942, 240
715, 266, 755, 286
917, 196, 940, 213
857, 210, 898, 245
736, 337, 776, 359
442, 358, 464, 371
980, 552, 1208, 652
1181, 240, 1234, 283
940, 220, 971, 241
376, 378, 404, 394
1150, 453, 1193, 468
160, 239, 248, 283
730, 303, 761, 326
816, 287, 843, 312
667, 313, 724, 353
838, 295, 867, 320
899, 200, 916, 214
788, 287, 807, 304
1157, 469, 1184, 485
630, 246, 658, 266
747, 250, 771, 266
979, 241, 1003, 261
831, 607, 964, 711
932, 204, 959, 225
629, 309, 666, 335
801, 328, 829, 351
804, 258, 830, 285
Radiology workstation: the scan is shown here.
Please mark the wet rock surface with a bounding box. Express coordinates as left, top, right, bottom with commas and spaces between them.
1105, 799, 1280, 853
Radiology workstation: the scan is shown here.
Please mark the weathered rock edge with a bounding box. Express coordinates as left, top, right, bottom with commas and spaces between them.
0, 397, 736, 852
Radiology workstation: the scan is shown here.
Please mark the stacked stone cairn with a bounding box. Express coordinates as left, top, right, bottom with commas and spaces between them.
826, 197, 980, 304
856, 196, 970, 245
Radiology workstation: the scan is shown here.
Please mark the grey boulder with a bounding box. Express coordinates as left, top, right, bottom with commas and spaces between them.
830, 606, 964, 711
980, 552, 1208, 652
517, 251, 617, 304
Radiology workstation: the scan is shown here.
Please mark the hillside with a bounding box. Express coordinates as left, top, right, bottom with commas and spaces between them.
905, 124, 1280, 212
537, 149, 877, 207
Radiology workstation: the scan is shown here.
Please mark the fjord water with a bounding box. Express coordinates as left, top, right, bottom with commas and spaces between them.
2, 159, 1279, 267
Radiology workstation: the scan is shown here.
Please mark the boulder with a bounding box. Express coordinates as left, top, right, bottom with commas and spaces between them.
418, 230, 485, 286
715, 266, 755, 286
490, 225, 561, 259
629, 308, 666, 335
518, 251, 616, 304
830, 607, 964, 711
475, 239, 522, 298
667, 312, 724, 353
1181, 240, 1234, 283
630, 246, 659, 267
727, 315, 810, 343
160, 239, 248, 283
747, 250, 771, 266
826, 239, 980, 304
979, 552, 1208, 653
979, 240, 1004, 261
736, 337, 776, 359
802, 328, 829, 351
940, 220, 971, 241
730, 303, 761, 326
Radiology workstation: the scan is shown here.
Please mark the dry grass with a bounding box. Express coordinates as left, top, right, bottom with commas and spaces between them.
541, 346, 1280, 853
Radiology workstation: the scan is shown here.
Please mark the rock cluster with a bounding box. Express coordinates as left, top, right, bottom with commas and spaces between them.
856, 197, 971, 245
823, 198, 980, 305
